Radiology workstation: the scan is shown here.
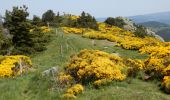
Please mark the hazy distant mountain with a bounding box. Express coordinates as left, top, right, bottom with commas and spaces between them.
96, 18, 107, 22
139, 21, 170, 32
157, 29, 170, 42
129, 11, 170, 25
139, 21, 170, 42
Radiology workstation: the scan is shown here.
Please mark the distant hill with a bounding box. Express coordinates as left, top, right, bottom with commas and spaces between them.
157, 29, 170, 42
129, 11, 170, 25
139, 21, 170, 42
96, 18, 107, 22
139, 21, 170, 32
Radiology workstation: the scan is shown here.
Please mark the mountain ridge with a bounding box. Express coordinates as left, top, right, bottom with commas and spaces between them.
128, 11, 170, 25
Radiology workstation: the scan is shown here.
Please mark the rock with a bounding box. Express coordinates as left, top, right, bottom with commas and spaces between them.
42, 67, 59, 77
117, 16, 165, 42
116, 17, 136, 32
112, 53, 120, 57
143, 75, 152, 81
146, 29, 165, 42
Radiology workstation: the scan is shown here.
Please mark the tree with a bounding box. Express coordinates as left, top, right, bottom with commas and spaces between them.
0, 24, 12, 55
53, 12, 63, 27
134, 25, 148, 38
4, 5, 51, 54
77, 11, 98, 30
104, 17, 115, 25
32, 15, 42, 26
105, 17, 125, 28
4, 5, 32, 48
42, 10, 55, 25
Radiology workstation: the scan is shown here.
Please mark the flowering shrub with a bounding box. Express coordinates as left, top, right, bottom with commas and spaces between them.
140, 43, 170, 58
61, 22, 170, 94
62, 22, 160, 50
66, 84, 84, 95
59, 49, 127, 98
61, 84, 84, 99
66, 49, 126, 84
161, 76, 170, 94
40, 26, 51, 33
144, 57, 164, 72
93, 79, 112, 87
62, 27, 85, 34
30, 26, 51, 33
70, 15, 79, 20
0, 55, 32, 77
61, 93, 77, 99
58, 72, 73, 85
125, 58, 144, 77
162, 65, 170, 76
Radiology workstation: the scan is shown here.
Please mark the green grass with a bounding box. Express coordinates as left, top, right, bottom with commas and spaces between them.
112, 46, 148, 59
78, 79, 170, 100
0, 29, 169, 100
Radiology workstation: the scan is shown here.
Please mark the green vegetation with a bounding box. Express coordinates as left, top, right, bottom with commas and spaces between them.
42, 10, 55, 26
140, 21, 170, 41
0, 23, 12, 54
0, 29, 169, 99
78, 79, 170, 100
3, 6, 51, 55
134, 25, 148, 38
140, 21, 170, 32
104, 17, 125, 28
1, 5, 170, 100
157, 29, 170, 41
77, 11, 99, 30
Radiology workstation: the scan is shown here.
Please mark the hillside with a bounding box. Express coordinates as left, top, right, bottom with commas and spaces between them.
139, 21, 170, 32
139, 21, 170, 41
1, 6, 170, 100
1, 29, 170, 100
157, 29, 170, 42
129, 11, 170, 25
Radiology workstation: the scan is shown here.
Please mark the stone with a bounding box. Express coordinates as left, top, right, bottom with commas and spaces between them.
42, 67, 59, 77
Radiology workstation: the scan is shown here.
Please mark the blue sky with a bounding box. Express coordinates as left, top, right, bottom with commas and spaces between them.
0, 0, 170, 18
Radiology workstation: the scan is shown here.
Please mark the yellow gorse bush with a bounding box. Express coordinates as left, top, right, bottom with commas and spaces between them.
62, 22, 161, 50
161, 76, 170, 93
62, 22, 170, 94
29, 26, 51, 33
60, 49, 127, 98
162, 65, 170, 76
58, 72, 73, 85
40, 26, 51, 33
61, 84, 84, 99
70, 15, 80, 20
66, 49, 126, 83
66, 84, 84, 95
140, 43, 170, 58
0, 55, 32, 77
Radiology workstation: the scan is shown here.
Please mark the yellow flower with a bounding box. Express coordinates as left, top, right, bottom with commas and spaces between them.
0, 55, 32, 78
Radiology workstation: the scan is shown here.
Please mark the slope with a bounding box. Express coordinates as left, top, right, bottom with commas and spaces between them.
0, 29, 169, 100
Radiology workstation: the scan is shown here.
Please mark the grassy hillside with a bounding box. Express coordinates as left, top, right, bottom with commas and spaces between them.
0, 29, 170, 100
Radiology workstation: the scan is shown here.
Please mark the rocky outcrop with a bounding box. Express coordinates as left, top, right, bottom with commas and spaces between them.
146, 29, 165, 42
119, 17, 137, 32
116, 17, 165, 42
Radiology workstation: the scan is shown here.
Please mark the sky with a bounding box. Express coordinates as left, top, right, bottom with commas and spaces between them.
0, 0, 170, 18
